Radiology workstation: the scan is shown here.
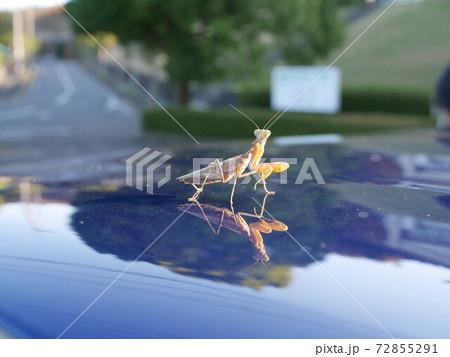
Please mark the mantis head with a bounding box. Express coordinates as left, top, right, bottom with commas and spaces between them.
254, 129, 271, 142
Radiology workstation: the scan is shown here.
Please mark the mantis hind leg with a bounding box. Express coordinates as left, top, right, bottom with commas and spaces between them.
188, 159, 222, 202
188, 183, 203, 201
230, 177, 238, 211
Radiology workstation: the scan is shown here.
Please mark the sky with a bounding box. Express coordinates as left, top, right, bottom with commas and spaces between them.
0, 0, 68, 11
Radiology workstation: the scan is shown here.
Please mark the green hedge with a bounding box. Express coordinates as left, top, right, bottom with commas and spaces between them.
239, 88, 431, 115
142, 107, 432, 138
342, 88, 431, 115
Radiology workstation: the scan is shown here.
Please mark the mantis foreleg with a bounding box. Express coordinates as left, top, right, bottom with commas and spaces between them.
250, 161, 290, 194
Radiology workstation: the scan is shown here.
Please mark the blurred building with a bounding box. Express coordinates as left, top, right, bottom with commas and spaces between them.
34, 6, 74, 58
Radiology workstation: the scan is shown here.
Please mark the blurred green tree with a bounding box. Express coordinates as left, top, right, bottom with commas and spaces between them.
66, 0, 343, 105
0, 12, 12, 36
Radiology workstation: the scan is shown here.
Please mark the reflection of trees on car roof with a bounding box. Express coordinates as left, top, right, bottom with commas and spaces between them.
67, 182, 409, 289
69, 189, 298, 289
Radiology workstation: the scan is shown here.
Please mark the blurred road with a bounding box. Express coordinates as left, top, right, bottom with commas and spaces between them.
0, 58, 142, 165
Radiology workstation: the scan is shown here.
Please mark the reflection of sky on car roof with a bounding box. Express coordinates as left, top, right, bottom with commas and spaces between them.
279, 256, 450, 338
0, 202, 111, 264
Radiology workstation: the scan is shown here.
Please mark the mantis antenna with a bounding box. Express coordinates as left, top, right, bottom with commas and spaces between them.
263, 111, 280, 130
228, 104, 259, 130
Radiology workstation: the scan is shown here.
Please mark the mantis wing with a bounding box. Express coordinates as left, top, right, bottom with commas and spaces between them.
177, 154, 251, 185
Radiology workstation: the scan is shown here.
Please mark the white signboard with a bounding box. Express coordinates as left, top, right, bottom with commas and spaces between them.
271, 66, 341, 114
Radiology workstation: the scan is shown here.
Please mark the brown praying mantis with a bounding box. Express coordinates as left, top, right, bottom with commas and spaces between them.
178, 194, 288, 263
177, 105, 290, 205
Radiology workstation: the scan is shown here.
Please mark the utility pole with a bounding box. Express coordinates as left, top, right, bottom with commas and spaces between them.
13, 8, 26, 76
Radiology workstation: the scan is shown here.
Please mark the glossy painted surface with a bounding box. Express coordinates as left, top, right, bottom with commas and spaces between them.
0, 129, 449, 338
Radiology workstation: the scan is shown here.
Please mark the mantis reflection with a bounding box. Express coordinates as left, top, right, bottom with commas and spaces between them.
178, 194, 288, 265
